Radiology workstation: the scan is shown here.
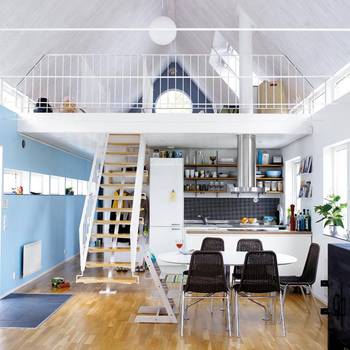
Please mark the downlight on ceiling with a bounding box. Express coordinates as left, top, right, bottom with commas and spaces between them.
149, 16, 177, 45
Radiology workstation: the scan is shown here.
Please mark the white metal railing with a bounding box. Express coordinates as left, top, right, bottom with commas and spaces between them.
78, 133, 108, 274
4, 53, 320, 114
130, 136, 146, 275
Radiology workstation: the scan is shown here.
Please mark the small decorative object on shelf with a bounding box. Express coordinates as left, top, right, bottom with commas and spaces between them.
298, 180, 312, 198
299, 155, 313, 174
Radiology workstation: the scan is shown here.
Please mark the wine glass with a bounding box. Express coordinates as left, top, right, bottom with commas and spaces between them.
210, 155, 217, 165
175, 239, 183, 252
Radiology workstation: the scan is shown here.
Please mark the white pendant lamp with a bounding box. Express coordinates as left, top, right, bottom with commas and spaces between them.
149, 16, 177, 45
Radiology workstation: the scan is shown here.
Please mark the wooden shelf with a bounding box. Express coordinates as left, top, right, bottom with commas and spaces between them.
185, 190, 227, 194
265, 191, 284, 194
184, 163, 237, 167
257, 177, 283, 181
257, 164, 283, 167
185, 177, 237, 181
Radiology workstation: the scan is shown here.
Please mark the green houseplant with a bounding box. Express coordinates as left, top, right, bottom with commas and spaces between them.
314, 195, 347, 235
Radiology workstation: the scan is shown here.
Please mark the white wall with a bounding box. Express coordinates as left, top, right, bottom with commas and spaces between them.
282, 92, 350, 304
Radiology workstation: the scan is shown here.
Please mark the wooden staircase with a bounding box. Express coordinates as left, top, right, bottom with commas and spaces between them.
76, 134, 146, 292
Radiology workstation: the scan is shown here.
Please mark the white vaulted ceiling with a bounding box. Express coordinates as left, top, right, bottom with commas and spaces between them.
0, 0, 350, 82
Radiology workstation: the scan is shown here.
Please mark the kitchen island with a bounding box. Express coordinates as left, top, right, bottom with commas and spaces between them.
185, 226, 312, 275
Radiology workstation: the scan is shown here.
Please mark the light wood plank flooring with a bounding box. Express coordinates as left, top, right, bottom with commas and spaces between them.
0, 256, 327, 350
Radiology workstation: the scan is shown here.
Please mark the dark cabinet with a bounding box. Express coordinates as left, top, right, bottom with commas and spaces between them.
326, 244, 350, 349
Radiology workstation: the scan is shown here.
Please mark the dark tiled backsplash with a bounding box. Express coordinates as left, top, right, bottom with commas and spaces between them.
184, 198, 280, 220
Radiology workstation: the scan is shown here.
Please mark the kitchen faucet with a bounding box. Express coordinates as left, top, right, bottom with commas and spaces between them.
197, 214, 210, 225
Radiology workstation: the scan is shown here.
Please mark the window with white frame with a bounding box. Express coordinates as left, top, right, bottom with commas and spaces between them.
65, 178, 78, 195
324, 142, 350, 235
77, 180, 88, 195
30, 172, 50, 195
50, 175, 66, 195
285, 157, 301, 216
3, 169, 30, 194
155, 90, 192, 113
335, 73, 350, 100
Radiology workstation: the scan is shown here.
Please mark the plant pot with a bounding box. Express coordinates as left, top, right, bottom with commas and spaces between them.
329, 225, 338, 236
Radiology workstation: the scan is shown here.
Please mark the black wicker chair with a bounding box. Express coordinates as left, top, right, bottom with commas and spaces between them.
280, 243, 321, 322
180, 250, 231, 337
232, 239, 263, 283
180, 237, 228, 313
233, 251, 286, 337
201, 237, 225, 251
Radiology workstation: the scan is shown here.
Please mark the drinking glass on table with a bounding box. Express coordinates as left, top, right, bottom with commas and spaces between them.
175, 239, 184, 252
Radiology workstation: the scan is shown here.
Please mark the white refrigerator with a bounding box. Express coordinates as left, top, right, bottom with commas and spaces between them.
149, 158, 184, 259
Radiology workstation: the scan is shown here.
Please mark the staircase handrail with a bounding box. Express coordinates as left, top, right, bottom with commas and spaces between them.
79, 133, 108, 273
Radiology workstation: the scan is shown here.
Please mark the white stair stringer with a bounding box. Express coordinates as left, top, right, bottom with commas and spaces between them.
129, 136, 146, 276
76, 134, 146, 290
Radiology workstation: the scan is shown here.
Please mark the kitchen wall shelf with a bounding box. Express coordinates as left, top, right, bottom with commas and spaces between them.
265, 191, 284, 194
256, 164, 283, 167
258, 177, 283, 181
185, 177, 237, 181
185, 190, 227, 194
184, 163, 237, 168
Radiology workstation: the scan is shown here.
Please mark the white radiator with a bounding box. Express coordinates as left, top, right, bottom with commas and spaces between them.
23, 241, 42, 277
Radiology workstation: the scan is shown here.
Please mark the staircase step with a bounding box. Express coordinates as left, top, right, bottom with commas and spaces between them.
94, 220, 132, 225
106, 152, 138, 156
91, 233, 131, 239
104, 162, 137, 167
108, 142, 139, 146
76, 276, 139, 285
103, 171, 137, 177
99, 184, 135, 189
97, 195, 135, 200
102, 171, 148, 178
97, 194, 146, 201
95, 208, 144, 213
88, 246, 140, 253
85, 261, 131, 268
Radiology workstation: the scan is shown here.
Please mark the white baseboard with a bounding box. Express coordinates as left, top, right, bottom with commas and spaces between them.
312, 290, 327, 305
0, 253, 79, 299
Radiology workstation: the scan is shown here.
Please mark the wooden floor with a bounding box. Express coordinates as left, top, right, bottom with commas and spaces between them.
0, 256, 327, 350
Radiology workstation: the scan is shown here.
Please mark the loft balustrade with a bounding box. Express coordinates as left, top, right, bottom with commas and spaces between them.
0, 53, 332, 115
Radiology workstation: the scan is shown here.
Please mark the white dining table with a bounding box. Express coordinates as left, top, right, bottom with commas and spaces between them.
158, 251, 298, 266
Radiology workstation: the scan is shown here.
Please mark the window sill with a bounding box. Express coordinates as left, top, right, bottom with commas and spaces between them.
323, 231, 350, 242
4, 194, 86, 197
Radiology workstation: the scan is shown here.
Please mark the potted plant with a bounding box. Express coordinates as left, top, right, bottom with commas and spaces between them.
314, 195, 347, 235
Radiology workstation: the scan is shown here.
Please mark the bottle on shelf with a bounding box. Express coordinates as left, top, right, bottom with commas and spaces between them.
290, 204, 296, 231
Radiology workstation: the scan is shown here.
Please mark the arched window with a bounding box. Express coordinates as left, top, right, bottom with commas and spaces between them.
155, 90, 192, 113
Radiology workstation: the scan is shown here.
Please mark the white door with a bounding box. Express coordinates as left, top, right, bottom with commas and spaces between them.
150, 158, 184, 227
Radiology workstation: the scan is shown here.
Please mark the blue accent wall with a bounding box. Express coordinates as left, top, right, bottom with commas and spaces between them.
0, 106, 91, 295
130, 61, 214, 113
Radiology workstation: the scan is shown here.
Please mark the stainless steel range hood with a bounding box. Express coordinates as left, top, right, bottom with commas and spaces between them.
232, 134, 264, 193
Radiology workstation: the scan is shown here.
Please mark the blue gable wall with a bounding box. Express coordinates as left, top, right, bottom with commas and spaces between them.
0, 106, 91, 295
131, 62, 214, 113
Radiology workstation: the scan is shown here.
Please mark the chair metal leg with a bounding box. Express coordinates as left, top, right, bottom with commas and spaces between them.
299, 285, 311, 313
234, 290, 240, 337
279, 285, 288, 324
279, 291, 286, 336
309, 285, 323, 323
180, 292, 185, 337
177, 273, 184, 312
226, 293, 232, 337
